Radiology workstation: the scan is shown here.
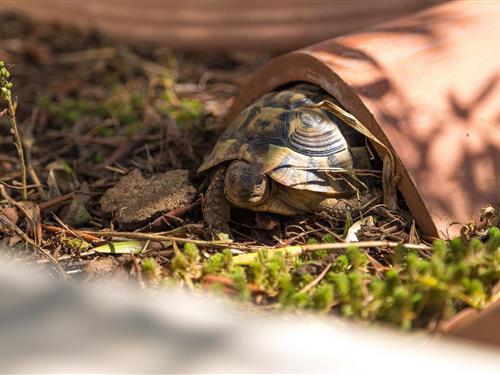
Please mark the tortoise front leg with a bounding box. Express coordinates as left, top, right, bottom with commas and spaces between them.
202, 166, 232, 236
313, 189, 382, 220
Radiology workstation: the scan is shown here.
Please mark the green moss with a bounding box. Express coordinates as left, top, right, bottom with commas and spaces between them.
62, 237, 91, 252
231, 266, 250, 300
172, 225, 499, 329
311, 284, 334, 311
159, 96, 203, 129
290, 291, 311, 308
175, 98, 203, 126
265, 252, 289, 290
346, 246, 368, 271
99, 127, 115, 137
331, 255, 349, 273
142, 257, 156, 273
184, 242, 200, 264
91, 152, 104, 163
142, 257, 161, 283
321, 233, 335, 243
171, 253, 188, 275
40, 85, 146, 127
203, 249, 232, 275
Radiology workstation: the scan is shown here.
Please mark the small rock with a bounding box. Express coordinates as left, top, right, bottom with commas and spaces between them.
100, 169, 197, 228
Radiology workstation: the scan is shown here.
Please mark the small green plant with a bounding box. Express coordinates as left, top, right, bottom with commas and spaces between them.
231, 266, 250, 300
160, 94, 203, 129
142, 257, 162, 284
311, 283, 334, 311
0, 61, 27, 200
171, 242, 202, 280
171, 98, 203, 127
41, 89, 145, 128
202, 248, 233, 274
62, 237, 91, 252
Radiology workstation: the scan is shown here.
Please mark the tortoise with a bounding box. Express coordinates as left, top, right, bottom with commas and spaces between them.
198, 83, 381, 235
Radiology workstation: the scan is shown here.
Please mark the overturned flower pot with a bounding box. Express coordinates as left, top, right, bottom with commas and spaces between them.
225, 1, 500, 238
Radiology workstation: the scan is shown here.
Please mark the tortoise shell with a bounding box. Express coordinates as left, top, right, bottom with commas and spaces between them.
198, 83, 366, 195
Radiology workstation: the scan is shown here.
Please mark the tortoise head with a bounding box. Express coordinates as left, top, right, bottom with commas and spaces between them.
224, 160, 270, 208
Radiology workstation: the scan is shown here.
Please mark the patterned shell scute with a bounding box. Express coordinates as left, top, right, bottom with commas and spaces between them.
198, 84, 355, 195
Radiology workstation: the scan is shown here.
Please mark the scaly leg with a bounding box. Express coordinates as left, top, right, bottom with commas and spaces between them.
314, 189, 382, 220
202, 166, 232, 235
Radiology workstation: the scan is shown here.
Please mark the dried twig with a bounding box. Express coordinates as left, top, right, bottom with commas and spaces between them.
203, 274, 264, 294
299, 263, 332, 294
147, 200, 201, 229
78, 229, 433, 265
104, 122, 153, 164
0, 185, 40, 243
36, 250, 96, 264
232, 240, 433, 266
42, 225, 101, 243
38, 192, 75, 211
28, 167, 47, 200
80, 230, 230, 247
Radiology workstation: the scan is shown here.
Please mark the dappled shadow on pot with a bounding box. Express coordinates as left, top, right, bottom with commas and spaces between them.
228, 1, 500, 237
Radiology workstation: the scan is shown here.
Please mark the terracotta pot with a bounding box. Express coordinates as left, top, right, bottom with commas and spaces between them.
225, 0, 500, 238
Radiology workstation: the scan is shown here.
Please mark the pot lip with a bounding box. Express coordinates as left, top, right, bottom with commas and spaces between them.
441, 299, 500, 346
224, 51, 438, 237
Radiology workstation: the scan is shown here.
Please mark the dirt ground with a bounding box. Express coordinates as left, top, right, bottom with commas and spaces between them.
0, 12, 270, 247
0, 12, 498, 331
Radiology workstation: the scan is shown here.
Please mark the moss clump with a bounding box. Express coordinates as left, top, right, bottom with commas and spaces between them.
160, 95, 203, 129
231, 266, 250, 300
62, 237, 91, 252
311, 284, 335, 311
142, 257, 162, 284
170, 242, 202, 280
202, 248, 232, 275
40, 85, 146, 127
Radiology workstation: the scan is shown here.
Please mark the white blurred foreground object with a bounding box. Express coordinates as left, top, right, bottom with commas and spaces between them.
0, 258, 499, 373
